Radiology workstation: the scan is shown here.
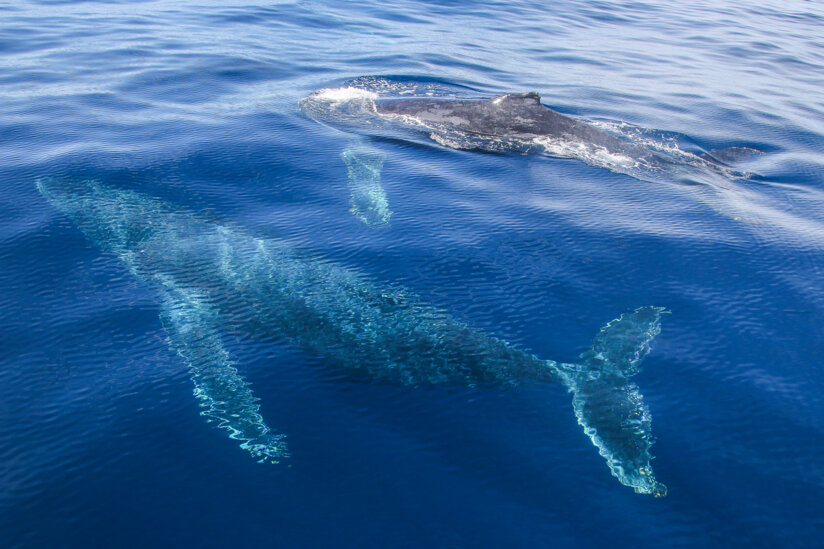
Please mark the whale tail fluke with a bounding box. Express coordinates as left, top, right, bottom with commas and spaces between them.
579, 305, 664, 377
559, 307, 668, 496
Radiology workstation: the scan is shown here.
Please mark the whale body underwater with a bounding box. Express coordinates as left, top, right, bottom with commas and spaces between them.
38, 178, 668, 496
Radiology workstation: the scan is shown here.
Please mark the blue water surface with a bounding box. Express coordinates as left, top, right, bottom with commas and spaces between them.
2, 1, 823, 547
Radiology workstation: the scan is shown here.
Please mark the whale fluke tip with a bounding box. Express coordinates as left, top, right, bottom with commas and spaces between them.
562, 307, 667, 496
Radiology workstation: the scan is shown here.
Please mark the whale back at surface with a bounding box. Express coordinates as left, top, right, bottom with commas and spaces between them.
300, 83, 760, 188
377, 93, 578, 135
375, 92, 626, 150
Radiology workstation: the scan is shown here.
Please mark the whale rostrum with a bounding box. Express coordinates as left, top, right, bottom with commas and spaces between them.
38, 178, 667, 496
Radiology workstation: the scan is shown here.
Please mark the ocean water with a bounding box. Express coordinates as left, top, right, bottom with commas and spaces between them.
2, 0, 823, 547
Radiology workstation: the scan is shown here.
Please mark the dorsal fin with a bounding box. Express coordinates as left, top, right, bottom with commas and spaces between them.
492, 92, 542, 106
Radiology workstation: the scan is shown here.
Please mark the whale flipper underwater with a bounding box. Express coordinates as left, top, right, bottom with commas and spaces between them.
38, 177, 667, 496
341, 141, 391, 227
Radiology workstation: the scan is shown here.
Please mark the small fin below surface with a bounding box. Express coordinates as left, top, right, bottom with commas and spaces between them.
560, 307, 667, 496
159, 282, 288, 463
341, 141, 391, 228
699, 146, 763, 166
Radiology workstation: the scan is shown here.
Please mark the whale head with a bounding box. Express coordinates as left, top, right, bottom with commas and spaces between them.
37, 178, 172, 255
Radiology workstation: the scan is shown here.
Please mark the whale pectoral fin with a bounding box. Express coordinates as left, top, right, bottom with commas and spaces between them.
159, 285, 288, 463
341, 140, 391, 228
561, 307, 667, 496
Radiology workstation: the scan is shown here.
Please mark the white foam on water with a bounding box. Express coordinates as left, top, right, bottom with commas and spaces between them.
311, 86, 378, 103
299, 86, 380, 125
532, 135, 639, 170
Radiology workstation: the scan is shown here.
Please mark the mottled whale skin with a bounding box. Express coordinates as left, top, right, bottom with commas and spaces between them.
301, 86, 758, 176
375, 92, 633, 153
301, 84, 765, 227
38, 177, 668, 496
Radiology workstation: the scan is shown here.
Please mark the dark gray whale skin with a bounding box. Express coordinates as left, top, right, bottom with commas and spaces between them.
374, 92, 756, 168
375, 92, 630, 152
301, 87, 757, 176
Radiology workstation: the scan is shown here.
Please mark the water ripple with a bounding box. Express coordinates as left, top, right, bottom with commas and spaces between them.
2, 0, 824, 547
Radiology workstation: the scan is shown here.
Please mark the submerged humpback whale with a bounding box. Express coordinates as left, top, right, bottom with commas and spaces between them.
38, 177, 668, 496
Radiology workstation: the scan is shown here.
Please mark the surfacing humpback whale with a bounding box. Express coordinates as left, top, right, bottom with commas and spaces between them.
300, 85, 758, 177
38, 177, 668, 496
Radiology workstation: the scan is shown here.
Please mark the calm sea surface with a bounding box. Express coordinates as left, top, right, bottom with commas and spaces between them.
2, 1, 823, 547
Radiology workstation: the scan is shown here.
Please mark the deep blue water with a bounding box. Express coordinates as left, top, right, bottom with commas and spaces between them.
2, 1, 824, 547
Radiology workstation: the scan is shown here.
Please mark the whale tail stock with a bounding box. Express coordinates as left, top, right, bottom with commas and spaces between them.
556, 306, 668, 496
